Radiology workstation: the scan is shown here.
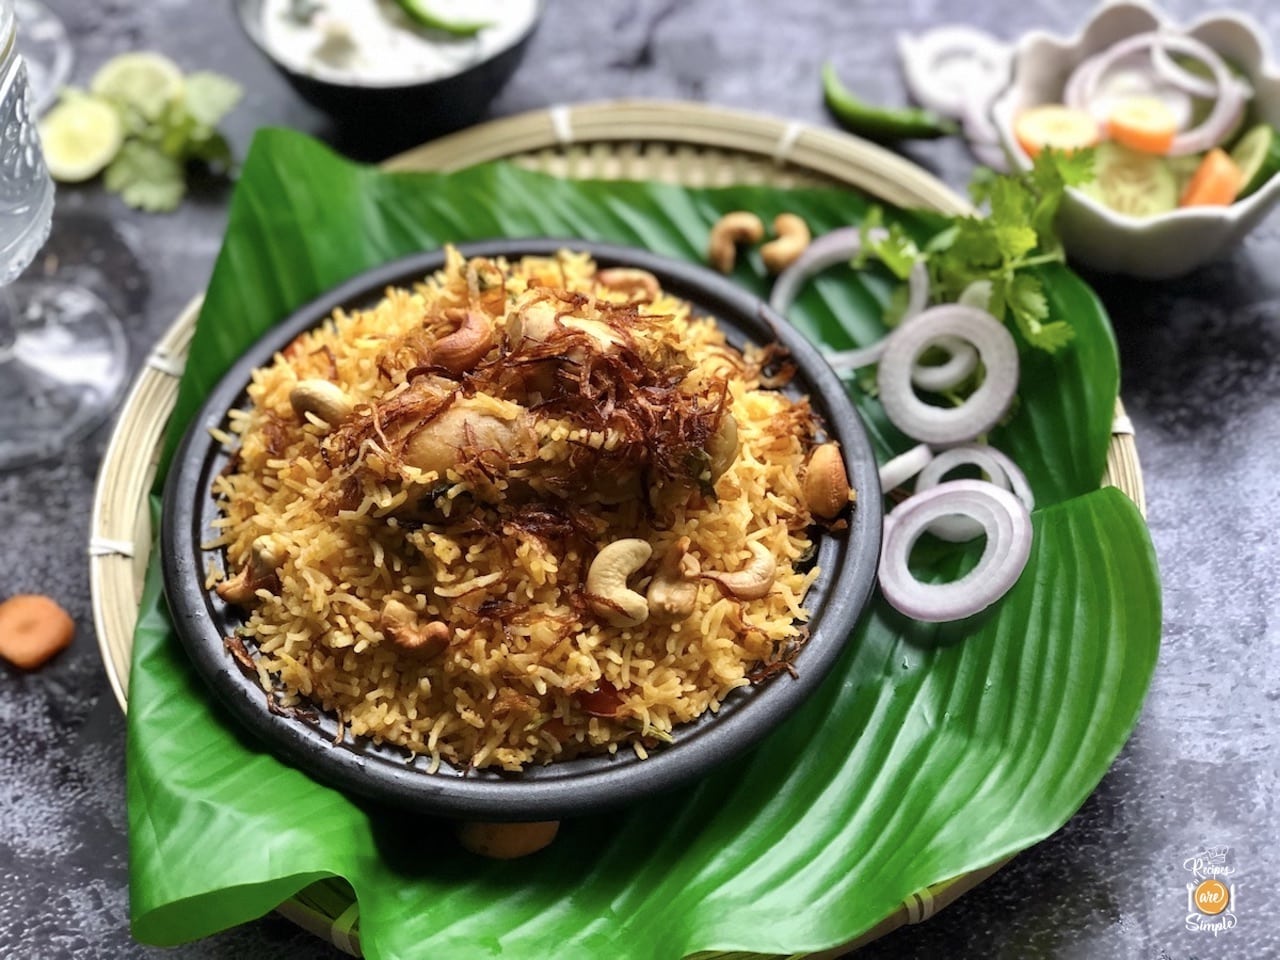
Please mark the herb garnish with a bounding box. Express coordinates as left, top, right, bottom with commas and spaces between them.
858, 148, 1096, 353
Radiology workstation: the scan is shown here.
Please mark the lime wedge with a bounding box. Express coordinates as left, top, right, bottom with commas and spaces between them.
1230, 124, 1280, 198
90, 51, 185, 120
38, 95, 124, 183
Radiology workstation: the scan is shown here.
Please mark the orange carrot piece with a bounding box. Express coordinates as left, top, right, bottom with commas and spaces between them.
1180, 148, 1244, 207
1015, 105, 1100, 158
1108, 97, 1178, 155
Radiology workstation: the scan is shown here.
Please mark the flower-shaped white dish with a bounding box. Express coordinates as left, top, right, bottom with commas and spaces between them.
990, 0, 1280, 279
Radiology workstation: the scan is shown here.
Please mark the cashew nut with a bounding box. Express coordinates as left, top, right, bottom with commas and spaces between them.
430, 307, 495, 375
401, 401, 533, 478
290, 379, 353, 428
457, 820, 560, 859
702, 540, 776, 600
706, 411, 739, 483
586, 538, 653, 627
510, 294, 621, 352
597, 267, 660, 301
707, 211, 765, 273
760, 213, 812, 274
803, 442, 852, 520
216, 535, 284, 606
379, 598, 450, 655
646, 537, 700, 623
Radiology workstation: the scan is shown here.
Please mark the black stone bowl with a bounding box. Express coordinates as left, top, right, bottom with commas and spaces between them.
231, 0, 541, 149
162, 239, 883, 822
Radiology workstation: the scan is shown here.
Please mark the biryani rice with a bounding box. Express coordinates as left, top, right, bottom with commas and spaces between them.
209, 248, 832, 771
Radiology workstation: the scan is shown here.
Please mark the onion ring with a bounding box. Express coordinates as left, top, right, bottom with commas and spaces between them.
910, 336, 978, 393
877, 304, 1019, 446
898, 26, 1012, 120
878, 479, 1033, 622
879, 442, 933, 493
771, 229, 931, 376
1150, 34, 1218, 99
1067, 31, 1245, 156
768, 227, 866, 319
1151, 31, 1252, 101
914, 443, 1035, 541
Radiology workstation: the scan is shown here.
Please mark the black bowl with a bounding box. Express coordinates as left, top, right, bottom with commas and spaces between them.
232, 0, 541, 150
162, 239, 883, 822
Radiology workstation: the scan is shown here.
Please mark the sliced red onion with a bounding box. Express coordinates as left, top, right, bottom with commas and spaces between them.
879, 442, 933, 493
879, 479, 1032, 622
1151, 32, 1252, 102
914, 443, 1035, 541
768, 227, 866, 319
772, 229, 930, 376
902, 258, 929, 322
911, 336, 978, 393
898, 26, 1012, 120
877, 304, 1019, 446
1063, 51, 1107, 112
1069, 31, 1245, 156
1150, 35, 1217, 99
827, 341, 888, 372
1064, 49, 1194, 129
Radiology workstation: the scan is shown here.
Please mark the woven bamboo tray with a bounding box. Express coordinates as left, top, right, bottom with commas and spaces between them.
89, 100, 1146, 957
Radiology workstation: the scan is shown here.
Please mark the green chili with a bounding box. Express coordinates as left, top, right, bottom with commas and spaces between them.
821, 63, 958, 141
392, 0, 493, 38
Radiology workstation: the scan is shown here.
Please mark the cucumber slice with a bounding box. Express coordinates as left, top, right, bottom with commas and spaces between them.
1079, 141, 1179, 217
1166, 153, 1203, 194
1230, 124, 1280, 198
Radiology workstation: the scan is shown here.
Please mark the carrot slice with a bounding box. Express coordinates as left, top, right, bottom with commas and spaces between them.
1014, 104, 1099, 158
1180, 148, 1244, 207
1108, 97, 1178, 154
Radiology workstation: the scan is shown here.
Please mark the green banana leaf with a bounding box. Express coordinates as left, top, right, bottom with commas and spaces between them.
129, 129, 1160, 959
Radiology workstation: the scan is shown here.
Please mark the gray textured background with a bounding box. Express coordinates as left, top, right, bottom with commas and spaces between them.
1, 0, 1277, 957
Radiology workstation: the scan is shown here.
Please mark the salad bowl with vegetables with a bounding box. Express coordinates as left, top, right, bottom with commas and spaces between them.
990, 0, 1280, 278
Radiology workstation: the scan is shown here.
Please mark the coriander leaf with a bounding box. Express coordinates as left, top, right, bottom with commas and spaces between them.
988, 176, 1032, 227
924, 223, 959, 255
882, 283, 911, 327
184, 72, 243, 128
968, 165, 998, 205
947, 218, 1001, 269
1028, 147, 1095, 253
1034, 147, 1095, 191
868, 223, 920, 280
104, 141, 185, 212
993, 222, 1038, 262
852, 206, 884, 269
1029, 319, 1075, 352
1007, 273, 1074, 352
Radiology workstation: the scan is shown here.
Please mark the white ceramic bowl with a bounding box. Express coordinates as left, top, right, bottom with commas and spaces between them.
990, 0, 1280, 279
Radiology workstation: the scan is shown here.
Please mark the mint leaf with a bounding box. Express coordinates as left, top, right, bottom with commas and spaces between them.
104, 141, 185, 212
184, 72, 243, 128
